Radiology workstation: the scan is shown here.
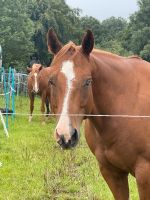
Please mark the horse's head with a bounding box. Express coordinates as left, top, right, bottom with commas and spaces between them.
47, 28, 94, 149
27, 63, 43, 94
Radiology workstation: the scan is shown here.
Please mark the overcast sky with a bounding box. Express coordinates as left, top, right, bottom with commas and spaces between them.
66, 0, 138, 21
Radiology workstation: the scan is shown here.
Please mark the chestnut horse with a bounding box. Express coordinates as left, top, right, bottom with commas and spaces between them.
27, 63, 50, 123
47, 28, 150, 200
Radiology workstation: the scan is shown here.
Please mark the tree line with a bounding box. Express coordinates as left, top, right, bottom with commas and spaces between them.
0, 0, 149, 71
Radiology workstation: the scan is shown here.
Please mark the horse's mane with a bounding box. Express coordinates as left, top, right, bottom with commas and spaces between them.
93, 48, 120, 56
93, 49, 143, 61
32, 63, 42, 69
52, 41, 143, 63
127, 55, 142, 60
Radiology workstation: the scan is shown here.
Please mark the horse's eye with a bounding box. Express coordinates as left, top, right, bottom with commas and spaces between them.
49, 79, 55, 86
83, 78, 92, 87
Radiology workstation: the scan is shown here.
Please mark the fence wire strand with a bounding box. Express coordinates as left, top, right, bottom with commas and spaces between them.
2, 112, 150, 118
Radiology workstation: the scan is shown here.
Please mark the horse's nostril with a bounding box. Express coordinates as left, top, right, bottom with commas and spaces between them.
57, 135, 71, 149
56, 129, 79, 149
32, 90, 38, 94
57, 134, 64, 145
70, 129, 78, 147
71, 129, 78, 141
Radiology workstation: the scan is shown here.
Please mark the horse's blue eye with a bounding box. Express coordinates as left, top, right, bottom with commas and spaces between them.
83, 79, 92, 87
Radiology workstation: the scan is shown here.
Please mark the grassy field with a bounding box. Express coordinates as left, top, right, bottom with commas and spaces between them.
0, 96, 138, 200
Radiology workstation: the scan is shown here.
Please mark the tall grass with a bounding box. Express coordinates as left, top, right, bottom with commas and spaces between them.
0, 97, 138, 199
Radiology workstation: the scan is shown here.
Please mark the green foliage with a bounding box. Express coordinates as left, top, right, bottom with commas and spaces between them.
27, 0, 82, 65
80, 16, 102, 44
140, 43, 150, 61
80, 16, 128, 55
99, 17, 128, 54
130, 27, 150, 54
122, 0, 150, 61
101, 17, 127, 41
97, 40, 131, 56
1, 0, 150, 70
0, 0, 35, 69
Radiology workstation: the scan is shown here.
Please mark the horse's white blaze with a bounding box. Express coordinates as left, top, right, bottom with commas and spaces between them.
56, 60, 75, 141
34, 73, 38, 92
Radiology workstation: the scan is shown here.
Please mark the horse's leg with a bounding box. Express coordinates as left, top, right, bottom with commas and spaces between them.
45, 96, 50, 116
84, 119, 129, 200
41, 92, 46, 124
99, 164, 129, 200
29, 93, 34, 122
135, 159, 150, 200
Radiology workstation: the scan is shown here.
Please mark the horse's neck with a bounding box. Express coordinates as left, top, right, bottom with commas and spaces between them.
89, 51, 135, 115
88, 53, 120, 133
90, 50, 124, 77
90, 51, 122, 93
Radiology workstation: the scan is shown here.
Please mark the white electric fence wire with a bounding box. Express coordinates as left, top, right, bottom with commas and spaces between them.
0, 91, 11, 96
0, 110, 9, 137
0, 72, 27, 95
2, 112, 150, 118
0, 82, 16, 96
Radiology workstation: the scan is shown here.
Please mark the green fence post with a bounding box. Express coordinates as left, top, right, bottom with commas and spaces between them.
2, 66, 9, 129
11, 68, 15, 120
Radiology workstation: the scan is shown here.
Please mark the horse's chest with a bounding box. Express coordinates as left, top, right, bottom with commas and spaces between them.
104, 148, 131, 172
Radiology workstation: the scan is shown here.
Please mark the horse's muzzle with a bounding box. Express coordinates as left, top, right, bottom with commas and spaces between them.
57, 128, 79, 149
32, 89, 39, 94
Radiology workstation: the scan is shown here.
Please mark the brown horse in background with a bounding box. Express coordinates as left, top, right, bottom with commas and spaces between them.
46, 28, 150, 200
27, 63, 51, 123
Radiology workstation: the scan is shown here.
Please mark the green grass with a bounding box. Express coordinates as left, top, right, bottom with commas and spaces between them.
0, 97, 138, 200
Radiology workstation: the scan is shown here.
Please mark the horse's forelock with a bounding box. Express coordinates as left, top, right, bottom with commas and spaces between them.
31, 64, 42, 72
52, 42, 77, 65
32, 63, 41, 68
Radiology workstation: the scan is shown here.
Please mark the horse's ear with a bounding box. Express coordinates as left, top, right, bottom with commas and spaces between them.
81, 30, 94, 56
47, 28, 62, 55
39, 65, 43, 71
27, 67, 32, 73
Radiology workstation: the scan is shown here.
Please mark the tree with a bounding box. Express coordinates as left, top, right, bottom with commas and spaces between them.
80, 16, 102, 44
27, 0, 82, 65
101, 17, 127, 41
140, 44, 150, 61
0, 0, 35, 69
122, 0, 150, 61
